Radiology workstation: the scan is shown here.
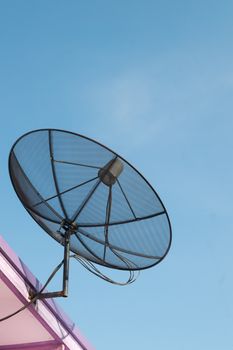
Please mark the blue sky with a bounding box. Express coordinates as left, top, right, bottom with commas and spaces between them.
0, 1, 233, 349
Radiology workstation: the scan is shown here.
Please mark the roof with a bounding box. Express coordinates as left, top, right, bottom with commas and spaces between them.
0, 235, 95, 350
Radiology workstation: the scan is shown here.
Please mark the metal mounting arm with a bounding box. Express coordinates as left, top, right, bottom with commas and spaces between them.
29, 226, 74, 300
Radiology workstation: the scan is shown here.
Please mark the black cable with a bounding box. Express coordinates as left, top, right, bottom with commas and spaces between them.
0, 259, 64, 322
0, 249, 139, 322
72, 254, 139, 286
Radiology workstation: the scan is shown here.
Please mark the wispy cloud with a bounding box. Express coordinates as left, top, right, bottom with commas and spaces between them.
85, 70, 167, 151
77, 48, 233, 168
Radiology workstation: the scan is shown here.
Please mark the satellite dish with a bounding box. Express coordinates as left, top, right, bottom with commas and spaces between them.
9, 129, 172, 299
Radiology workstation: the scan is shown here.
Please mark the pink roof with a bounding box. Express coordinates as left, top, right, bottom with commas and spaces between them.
0, 235, 95, 350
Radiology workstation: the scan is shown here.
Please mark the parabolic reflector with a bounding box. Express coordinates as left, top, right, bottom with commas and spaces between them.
9, 129, 171, 271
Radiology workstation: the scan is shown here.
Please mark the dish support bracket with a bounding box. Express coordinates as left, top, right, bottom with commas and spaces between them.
29, 225, 74, 300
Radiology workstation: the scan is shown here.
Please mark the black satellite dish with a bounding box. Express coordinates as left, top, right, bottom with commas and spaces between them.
9, 129, 171, 299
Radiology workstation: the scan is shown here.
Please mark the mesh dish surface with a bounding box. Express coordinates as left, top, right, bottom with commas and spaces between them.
9, 129, 172, 270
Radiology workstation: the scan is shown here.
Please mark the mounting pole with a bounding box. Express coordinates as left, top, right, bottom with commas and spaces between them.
29, 223, 76, 300
62, 229, 71, 297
